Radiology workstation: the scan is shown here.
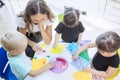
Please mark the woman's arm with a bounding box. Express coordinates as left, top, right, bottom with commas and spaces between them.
83, 66, 118, 78
73, 43, 96, 60
39, 25, 52, 45
19, 27, 42, 51
19, 27, 35, 46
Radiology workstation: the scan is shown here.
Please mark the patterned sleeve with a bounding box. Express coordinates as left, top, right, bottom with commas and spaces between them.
55, 22, 64, 34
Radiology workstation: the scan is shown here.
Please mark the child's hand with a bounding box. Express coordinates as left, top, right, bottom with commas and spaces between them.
83, 67, 92, 73
47, 62, 55, 68
72, 53, 79, 60
77, 41, 81, 45
32, 43, 42, 52
53, 42, 58, 48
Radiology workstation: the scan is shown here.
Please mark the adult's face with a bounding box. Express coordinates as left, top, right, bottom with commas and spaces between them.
30, 13, 48, 25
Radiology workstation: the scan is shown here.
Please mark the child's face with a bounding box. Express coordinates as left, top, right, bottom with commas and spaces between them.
30, 13, 48, 25
98, 49, 117, 57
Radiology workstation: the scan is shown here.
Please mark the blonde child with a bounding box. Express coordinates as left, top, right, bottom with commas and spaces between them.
73, 31, 120, 80
53, 7, 86, 47
0, 32, 54, 80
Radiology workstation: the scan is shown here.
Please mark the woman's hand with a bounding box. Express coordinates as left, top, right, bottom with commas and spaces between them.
38, 18, 52, 45
38, 17, 47, 28
38, 21, 43, 28
32, 43, 42, 52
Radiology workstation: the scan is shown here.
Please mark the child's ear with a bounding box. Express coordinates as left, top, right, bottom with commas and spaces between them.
10, 50, 15, 54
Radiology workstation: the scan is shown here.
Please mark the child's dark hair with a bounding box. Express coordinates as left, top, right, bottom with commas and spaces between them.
63, 7, 86, 28
23, 0, 54, 32
96, 31, 120, 53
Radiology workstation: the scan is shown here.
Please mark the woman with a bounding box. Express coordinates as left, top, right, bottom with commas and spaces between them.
17, 0, 55, 58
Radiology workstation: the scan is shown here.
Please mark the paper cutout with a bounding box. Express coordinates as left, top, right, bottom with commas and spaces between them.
71, 56, 90, 70
50, 57, 68, 73
79, 50, 90, 61
32, 58, 47, 71
66, 42, 80, 54
73, 71, 93, 80
41, 43, 47, 48
58, 13, 63, 22
106, 65, 120, 80
80, 40, 91, 46
46, 55, 51, 58
34, 57, 37, 59
67, 42, 90, 61
50, 43, 66, 54
42, 50, 46, 52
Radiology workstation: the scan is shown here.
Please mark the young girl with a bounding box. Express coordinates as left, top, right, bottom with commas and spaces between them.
53, 7, 86, 47
17, 0, 55, 58
73, 31, 120, 80
0, 31, 54, 80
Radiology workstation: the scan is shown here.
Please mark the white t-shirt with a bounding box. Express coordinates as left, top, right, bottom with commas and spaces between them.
17, 17, 53, 32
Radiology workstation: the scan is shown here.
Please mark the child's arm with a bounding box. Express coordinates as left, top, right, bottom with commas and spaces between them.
72, 43, 96, 60
28, 62, 54, 77
53, 33, 60, 48
77, 33, 82, 44
83, 66, 118, 78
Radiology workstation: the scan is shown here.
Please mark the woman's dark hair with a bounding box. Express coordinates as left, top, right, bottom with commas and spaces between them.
96, 31, 120, 53
23, 0, 54, 32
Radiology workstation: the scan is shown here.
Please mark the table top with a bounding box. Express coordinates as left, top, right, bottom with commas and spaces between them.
25, 42, 91, 80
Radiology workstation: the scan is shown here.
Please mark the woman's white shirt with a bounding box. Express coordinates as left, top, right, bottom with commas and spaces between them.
17, 17, 53, 32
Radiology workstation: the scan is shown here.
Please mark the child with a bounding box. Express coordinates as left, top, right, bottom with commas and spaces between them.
73, 31, 120, 80
0, 32, 54, 80
53, 7, 86, 47
17, 0, 55, 58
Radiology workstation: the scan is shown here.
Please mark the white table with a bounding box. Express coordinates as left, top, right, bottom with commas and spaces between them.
25, 43, 90, 80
